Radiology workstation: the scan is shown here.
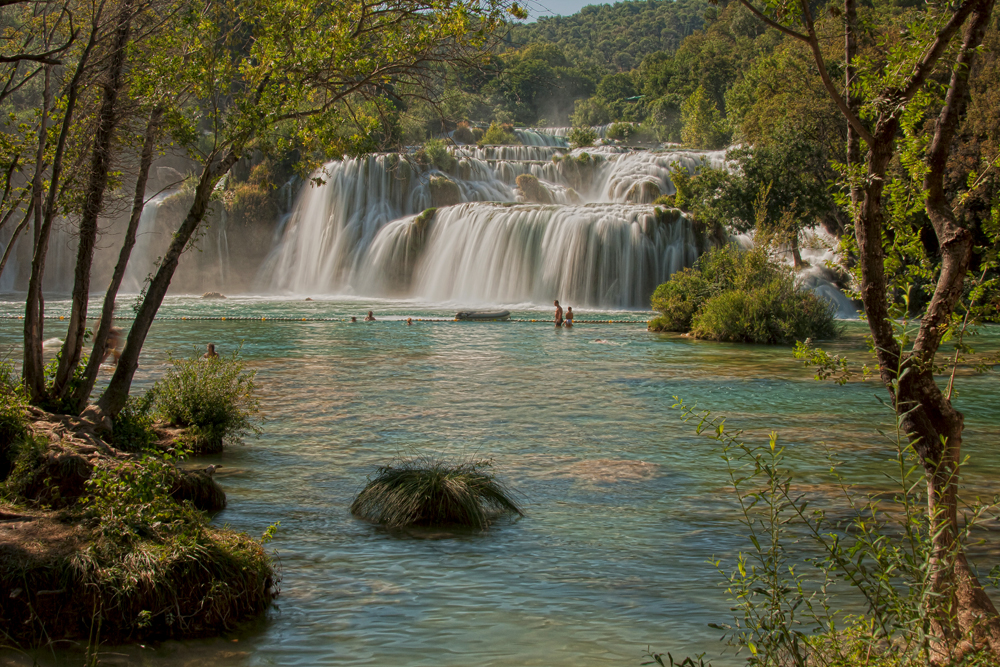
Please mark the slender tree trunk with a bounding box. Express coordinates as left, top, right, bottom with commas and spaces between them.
23, 67, 52, 400
23, 17, 101, 401
96, 150, 239, 419
0, 199, 32, 280
53, 0, 135, 402
72, 107, 162, 413
844, 0, 862, 211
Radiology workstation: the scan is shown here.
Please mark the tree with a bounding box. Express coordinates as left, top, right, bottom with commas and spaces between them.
680, 84, 727, 148
741, 0, 1000, 657
88, 0, 518, 421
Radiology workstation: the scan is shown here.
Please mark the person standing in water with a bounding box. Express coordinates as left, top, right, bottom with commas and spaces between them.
203, 343, 219, 359
564, 307, 574, 328
553, 300, 563, 327
364, 311, 376, 321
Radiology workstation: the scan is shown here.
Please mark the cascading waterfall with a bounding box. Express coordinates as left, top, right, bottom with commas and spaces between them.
259, 139, 727, 307
359, 203, 702, 307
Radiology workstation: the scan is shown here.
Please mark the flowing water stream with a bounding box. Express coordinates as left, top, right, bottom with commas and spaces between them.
0, 298, 997, 667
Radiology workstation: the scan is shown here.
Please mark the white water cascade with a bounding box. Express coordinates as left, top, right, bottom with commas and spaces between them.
258, 141, 729, 307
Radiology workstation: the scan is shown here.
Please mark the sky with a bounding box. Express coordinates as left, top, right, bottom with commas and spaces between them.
523, 0, 604, 20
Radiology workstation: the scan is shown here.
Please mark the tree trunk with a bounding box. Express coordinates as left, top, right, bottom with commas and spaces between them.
71, 107, 162, 413
52, 0, 135, 402
844, 0, 862, 210
96, 150, 238, 420
0, 199, 32, 279
23, 66, 52, 400
23, 21, 100, 401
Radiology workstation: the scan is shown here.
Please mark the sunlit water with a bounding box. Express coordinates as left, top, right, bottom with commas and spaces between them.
1, 295, 998, 667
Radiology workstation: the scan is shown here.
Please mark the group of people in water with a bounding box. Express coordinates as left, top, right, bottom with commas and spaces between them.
553, 300, 574, 328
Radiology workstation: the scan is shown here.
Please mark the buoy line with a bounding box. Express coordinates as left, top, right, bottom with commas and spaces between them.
0, 315, 649, 324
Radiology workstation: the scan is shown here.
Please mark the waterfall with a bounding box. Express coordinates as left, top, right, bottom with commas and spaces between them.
358, 203, 702, 308
259, 136, 724, 306
122, 190, 174, 292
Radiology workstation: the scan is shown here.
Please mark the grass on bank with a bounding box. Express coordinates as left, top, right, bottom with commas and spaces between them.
0, 358, 276, 647
351, 458, 523, 530
649, 244, 839, 344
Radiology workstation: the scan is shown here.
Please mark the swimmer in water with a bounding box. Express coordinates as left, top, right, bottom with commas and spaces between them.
554, 300, 563, 327
351, 316, 357, 323
406, 317, 413, 325
564, 307, 574, 328
203, 343, 219, 359
96, 319, 123, 366
364, 311, 376, 322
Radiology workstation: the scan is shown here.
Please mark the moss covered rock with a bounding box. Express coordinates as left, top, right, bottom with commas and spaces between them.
429, 176, 461, 207
516, 174, 553, 204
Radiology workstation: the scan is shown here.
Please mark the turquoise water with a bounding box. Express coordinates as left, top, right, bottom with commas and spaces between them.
1, 295, 998, 667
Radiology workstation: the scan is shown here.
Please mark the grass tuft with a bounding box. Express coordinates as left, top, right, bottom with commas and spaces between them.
351, 458, 523, 530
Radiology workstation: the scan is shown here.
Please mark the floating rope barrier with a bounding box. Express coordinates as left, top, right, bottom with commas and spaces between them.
0, 314, 649, 324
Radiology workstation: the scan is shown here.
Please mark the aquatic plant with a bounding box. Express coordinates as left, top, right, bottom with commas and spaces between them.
152, 350, 261, 453
350, 458, 523, 529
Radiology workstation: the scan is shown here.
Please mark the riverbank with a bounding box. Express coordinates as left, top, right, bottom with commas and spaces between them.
0, 407, 276, 647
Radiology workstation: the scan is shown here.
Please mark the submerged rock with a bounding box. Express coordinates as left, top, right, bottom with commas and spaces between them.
202, 291, 227, 299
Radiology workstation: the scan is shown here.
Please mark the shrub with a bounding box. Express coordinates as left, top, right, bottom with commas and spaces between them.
649, 268, 710, 332
477, 121, 518, 146
452, 122, 475, 144
606, 121, 637, 141
648, 245, 839, 344
153, 350, 261, 453
568, 127, 597, 148
0, 358, 29, 481
350, 458, 523, 530
424, 138, 457, 173
669, 401, 1000, 667
112, 392, 158, 452
690, 278, 839, 345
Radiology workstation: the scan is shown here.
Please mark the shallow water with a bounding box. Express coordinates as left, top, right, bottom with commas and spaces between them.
1, 295, 998, 667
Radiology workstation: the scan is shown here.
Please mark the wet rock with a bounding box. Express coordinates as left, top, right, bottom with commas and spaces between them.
626, 180, 661, 204
429, 176, 461, 207
515, 174, 552, 204
202, 292, 227, 299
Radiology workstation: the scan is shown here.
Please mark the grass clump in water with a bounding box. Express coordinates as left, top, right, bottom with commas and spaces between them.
649, 244, 839, 344
351, 458, 523, 530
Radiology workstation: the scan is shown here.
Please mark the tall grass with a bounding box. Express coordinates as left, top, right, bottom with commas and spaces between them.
351, 458, 523, 530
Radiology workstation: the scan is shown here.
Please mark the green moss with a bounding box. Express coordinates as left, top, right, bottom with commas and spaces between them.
429, 175, 461, 207
515, 173, 552, 204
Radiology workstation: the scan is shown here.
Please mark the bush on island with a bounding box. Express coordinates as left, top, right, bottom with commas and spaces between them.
423, 138, 457, 173
477, 121, 519, 146
568, 126, 597, 148
649, 244, 839, 344
152, 350, 262, 454
351, 458, 523, 530
452, 121, 475, 144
